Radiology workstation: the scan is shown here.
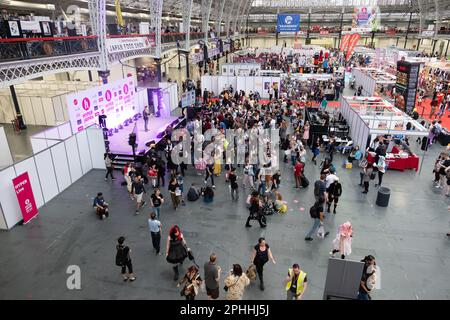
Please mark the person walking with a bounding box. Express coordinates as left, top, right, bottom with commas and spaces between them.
293, 158, 304, 189
116, 236, 136, 282
143, 106, 150, 132
250, 237, 276, 291
302, 121, 310, 147
313, 174, 327, 202
204, 253, 221, 300
245, 191, 266, 228
131, 175, 147, 215
243, 161, 254, 190
166, 225, 188, 281
374, 155, 386, 187
148, 212, 162, 255
156, 157, 166, 187
177, 265, 202, 300
224, 264, 250, 300
305, 198, 329, 241
311, 137, 320, 165
362, 163, 374, 194
168, 177, 181, 210
330, 221, 353, 259
357, 255, 377, 300
104, 153, 115, 181
204, 163, 215, 188
229, 167, 239, 200
326, 178, 342, 214
358, 156, 368, 186
150, 188, 164, 220
285, 263, 308, 300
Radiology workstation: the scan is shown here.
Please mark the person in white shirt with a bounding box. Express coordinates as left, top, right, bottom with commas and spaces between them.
325, 173, 339, 204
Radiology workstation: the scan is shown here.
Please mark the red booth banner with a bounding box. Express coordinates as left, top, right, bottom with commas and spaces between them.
13, 172, 39, 224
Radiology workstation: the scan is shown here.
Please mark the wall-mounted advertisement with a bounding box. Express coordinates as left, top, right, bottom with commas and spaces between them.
66, 77, 136, 134
276, 14, 301, 33
351, 6, 380, 32
106, 36, 155, 54
395, 61, 420, 113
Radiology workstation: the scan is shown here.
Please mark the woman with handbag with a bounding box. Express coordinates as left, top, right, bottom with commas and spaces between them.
224, 264, 250, 300
250, 237, 276, 291
166, 225, 188, 281
177, 265, 202, 300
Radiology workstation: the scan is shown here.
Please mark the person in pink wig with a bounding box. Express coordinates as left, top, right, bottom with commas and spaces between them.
330, 221, 353, 259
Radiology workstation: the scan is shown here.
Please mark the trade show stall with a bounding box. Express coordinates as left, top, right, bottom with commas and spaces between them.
0, 80, 95, 125
221, 63, 261, 76
0, 124, 105, 230
201, 75, 281, 99
352, 68, 397, 97
340, 96, 428, 170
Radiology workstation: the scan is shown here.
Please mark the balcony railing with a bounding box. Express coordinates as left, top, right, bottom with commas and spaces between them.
0, 36, 98, 62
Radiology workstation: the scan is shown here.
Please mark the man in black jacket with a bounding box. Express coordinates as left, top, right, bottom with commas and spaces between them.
327, 179, 342, 214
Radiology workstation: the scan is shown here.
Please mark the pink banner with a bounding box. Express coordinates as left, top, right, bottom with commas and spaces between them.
13, 172, 39, 224
346, 33, 361, 61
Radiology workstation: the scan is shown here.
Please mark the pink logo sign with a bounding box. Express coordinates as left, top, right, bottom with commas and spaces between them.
13, 172, 39, 224
123, 84, 129, 94
105, 90, 112, 101
73, 99, 78, 106
82, 98, 91, 111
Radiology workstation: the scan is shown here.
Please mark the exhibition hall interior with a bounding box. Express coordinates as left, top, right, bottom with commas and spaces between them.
1, 0, 450, 301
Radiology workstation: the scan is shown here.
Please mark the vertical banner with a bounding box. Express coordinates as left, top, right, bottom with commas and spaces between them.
395, 61, 420, 113
13, 172, 39, 224
340, 34, 351, 52
346, 33, 361, 61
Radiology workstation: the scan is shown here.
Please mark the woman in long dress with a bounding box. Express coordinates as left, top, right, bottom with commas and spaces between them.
330, 221, 353, 259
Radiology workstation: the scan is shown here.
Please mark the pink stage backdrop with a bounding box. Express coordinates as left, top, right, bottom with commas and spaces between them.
13, 172, 39, 224
66, 76, 136, 134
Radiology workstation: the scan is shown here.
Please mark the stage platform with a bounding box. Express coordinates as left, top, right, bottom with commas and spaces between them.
108, 115, 180, 155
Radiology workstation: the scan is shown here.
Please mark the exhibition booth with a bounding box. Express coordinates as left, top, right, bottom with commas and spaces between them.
201, 75, 281, 99
340, 96, 428, 171
352, 68, 397, 97
0, 124, 105, 230
0, 80, 95, 125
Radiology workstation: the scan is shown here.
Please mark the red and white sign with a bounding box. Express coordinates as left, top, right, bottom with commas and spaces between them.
66, 77, 136, 134
106, 36, 155, 54
346, 33, 361, 61
340, 34, 351, 52
13, 172, 39, 224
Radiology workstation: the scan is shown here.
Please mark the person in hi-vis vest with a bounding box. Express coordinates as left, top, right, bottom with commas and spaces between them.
285, 264, 308, 300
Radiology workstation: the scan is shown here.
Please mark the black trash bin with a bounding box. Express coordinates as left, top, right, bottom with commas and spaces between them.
376, 187, 390, 207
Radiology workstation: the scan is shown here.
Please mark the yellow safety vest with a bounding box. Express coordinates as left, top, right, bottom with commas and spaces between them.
285, 269, 306, 296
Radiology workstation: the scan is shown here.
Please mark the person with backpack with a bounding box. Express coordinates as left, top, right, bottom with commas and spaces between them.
305, 198, 329, 241
228, 167, 239, 200
187, 183, 201, 201
327, 178, 342, 214
314, 174, 326, 202
116, 236, 136, 282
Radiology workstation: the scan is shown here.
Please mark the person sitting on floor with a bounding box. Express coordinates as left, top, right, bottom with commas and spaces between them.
187, 183, 201, 202
93, 192, 109, 219
202, 186, 214, 203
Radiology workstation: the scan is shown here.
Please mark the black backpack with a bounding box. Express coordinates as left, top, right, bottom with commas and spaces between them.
116, 245, 125, 266
309, 205, 319, 219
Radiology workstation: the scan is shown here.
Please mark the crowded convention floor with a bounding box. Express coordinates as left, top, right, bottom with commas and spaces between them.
0, 0, 450, 303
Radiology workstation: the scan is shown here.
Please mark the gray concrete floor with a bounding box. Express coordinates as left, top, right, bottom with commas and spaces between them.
0, 132, 449, 300
2, 124, 49, 163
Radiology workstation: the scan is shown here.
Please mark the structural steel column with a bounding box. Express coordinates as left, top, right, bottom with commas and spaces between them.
404, 11, 413, 49
182, 0, 193, 51
201, 0, 213, 43
232, 0, 245, 35
215, 0, 226, 34
89, 0, 108, 82
149, 0, 163, 58
225, 0, 237, 38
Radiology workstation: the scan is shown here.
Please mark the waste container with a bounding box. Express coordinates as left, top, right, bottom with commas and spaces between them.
376, 187, 390, 207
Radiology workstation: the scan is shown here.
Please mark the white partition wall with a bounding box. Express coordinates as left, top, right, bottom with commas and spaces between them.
0, 126, 13, 169
202, 76, 281, 99
0, 125, 106, 230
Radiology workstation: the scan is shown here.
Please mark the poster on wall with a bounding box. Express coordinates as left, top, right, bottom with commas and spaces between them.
66, 77, 136, 134
351, 6, 380, 32
181, 90, 196, 108
395, 61, 420, 113
13, 172, 39, 224
276, 14, 300, 33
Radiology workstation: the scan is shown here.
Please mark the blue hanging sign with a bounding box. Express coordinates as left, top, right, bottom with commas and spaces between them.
276, 14, 301, 33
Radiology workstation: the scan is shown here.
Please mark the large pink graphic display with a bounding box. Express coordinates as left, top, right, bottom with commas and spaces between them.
66, 77, 136, 134
12, 172, 39, 224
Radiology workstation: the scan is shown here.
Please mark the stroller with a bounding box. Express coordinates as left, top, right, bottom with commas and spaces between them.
261, 196, 276, 216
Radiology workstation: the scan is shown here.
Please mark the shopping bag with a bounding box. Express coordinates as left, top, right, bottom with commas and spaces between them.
317, 224, 325, 239
246, 264, 257, 281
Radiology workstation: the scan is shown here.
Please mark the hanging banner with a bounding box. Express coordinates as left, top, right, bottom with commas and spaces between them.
66, 77, 136, 134
276, 14, 301, 33
346, 33, 361, 61
351, 6, 380, 32
13, 172, 39, 224
106, 36, 155, 54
